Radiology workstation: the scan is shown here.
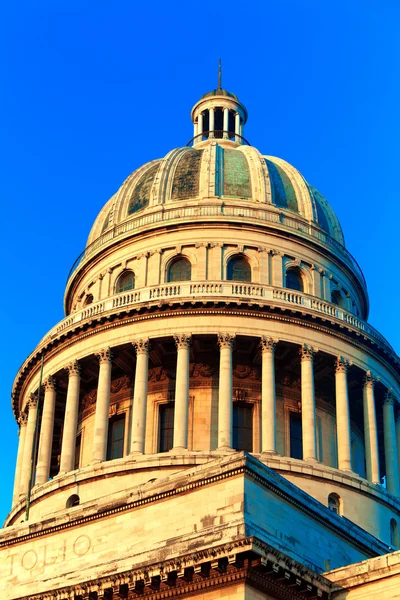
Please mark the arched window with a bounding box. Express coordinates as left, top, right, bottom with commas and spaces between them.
328, 493, 341, 515
286, 268, 303, 292
390, 518, 399, 547
84, 294, 93, 306
116, 271, 135, 293
227, 256, 251, 282
66, 494, 80, 508
168, 257, 191, 282
331, 289, 346, 309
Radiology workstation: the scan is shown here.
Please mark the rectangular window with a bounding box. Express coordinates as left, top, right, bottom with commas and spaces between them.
107, 415, 125, 460
233, 403, 253, 451
74, 433, 81, 470
289, 412, 302, 459
159, 403, 174, 452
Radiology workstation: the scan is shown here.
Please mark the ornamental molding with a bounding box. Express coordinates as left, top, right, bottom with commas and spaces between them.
174, 333, 192, 350
66, 359, 81, 377
95, 347, 113, 364
335, 356, 351, 373
217, 333, 236, 349
133, 338, 151, 355
27, 393, 38, 409
18, 413, 28, 427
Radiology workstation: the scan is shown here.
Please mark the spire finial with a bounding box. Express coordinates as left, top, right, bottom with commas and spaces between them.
218, 58, 222, 90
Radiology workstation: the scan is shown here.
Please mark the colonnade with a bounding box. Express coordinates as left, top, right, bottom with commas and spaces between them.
194, 108, 242, 142
12, 336, 400, 506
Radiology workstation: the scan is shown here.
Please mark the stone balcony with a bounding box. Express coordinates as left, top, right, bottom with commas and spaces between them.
41, 280, 394, 357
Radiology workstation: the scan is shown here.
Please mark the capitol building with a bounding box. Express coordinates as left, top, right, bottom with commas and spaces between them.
1, 84, 400, 599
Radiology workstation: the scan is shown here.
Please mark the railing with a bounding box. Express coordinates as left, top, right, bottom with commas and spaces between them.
66, 203, 367, 290
40, 281, 394, 355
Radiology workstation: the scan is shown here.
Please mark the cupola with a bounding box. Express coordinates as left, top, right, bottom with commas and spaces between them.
190, 61, 248, 145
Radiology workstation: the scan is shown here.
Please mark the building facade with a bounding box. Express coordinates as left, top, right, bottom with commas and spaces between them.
2, 86, 400, 599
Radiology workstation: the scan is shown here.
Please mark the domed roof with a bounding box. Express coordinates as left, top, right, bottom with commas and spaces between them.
87, 144, 344, 247
201, 88, 238, 100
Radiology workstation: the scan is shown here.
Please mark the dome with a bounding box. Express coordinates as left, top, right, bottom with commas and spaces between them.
201, 88, 238, 100
87, 146, 344, 247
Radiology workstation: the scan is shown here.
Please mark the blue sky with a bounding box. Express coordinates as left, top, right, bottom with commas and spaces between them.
1, 0, 399, 524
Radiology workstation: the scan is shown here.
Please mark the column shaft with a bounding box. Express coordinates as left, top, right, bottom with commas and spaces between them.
363, 373, 380, 484
335, 357, 352, 471
235, 113, 240, 141
92, 348, 112, 462
59, 361, 81, 473
209, 107, 215, 138
173, 334, 191, 449
36, 377, 56, 485
383, 391, 400, 496
300, 345, 317, 461
261, 338, 277, 453
12, 415, 28, 505
218, 334, 235, 449
198, 113, 203, 139
130, 339, 150, 454
19, 396, 38, 497
223, 108, 229, 138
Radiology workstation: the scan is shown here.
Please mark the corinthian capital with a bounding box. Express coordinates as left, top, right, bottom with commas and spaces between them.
365, 370, 378, 388
218, 333, 236, 349
96, 347, 113, 364
384, 389, 396, 406
335, 356, 350, 374
18, 413, 28, 427
67, 360, 81, 377
27, 393, 38, 410
300, 344, 317, 361
260, 337, 277, 353
174, 334, 192, 350
43, 375, 56, 391
133, 338, 151, 355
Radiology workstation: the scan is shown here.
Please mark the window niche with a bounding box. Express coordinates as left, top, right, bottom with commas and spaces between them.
159, 403, 175, 452
328, 493, 342, 515
232, 402, 253, 451
285, 268, 303, 292
227, 255, 251, 282
116, 271, 135, 293
107, 414, 126, 460
168, 257, 191, 282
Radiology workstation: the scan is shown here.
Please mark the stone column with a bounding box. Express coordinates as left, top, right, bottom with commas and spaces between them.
300, 345, 318, 461
335, 356, 352, 471
59, 361, 81, 473
92, 348, 112, 462
223, 108, 229, 138
209, 107, 215, 138
20, 394, 38, 497
261, 337, 277, 453
217, 333, 235, 449
383, 390, 400, 496
172, 334, 192, 450
198, 113, 203, 139
130, 339, 150, 454
363, 371, 380, 484
12, 414, 28, 505
36, 376, 56, 485
235, 113, 240, 141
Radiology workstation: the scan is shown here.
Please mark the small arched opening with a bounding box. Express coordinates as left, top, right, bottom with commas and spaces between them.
227, 255, 251, 282
331, 289, 347, 309
116, 271, 135, 293
84, 294, 94, 306
66, 494, 80, 508
168, 257, 192, 282
285, 268, 303, 292
328, 493, 341, 515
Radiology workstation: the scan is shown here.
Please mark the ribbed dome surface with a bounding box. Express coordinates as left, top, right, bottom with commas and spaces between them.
87, 144, 344, 246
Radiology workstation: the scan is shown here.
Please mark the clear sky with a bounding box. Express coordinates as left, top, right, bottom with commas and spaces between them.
1, 0, 399, 525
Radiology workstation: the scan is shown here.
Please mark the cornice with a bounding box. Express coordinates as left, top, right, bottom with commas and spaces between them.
12, 302, 400, 419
